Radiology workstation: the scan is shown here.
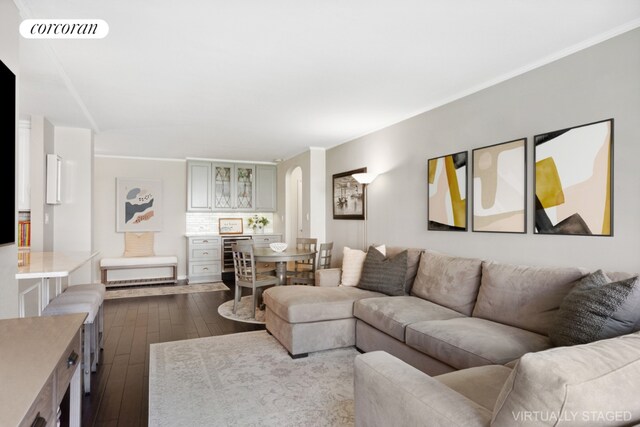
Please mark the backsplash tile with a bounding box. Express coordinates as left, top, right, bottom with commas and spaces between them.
186, 212, 274, 234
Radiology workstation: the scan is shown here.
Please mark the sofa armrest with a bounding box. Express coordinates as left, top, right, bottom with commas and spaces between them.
315, 268, 342, 287
354, 352, 492, 427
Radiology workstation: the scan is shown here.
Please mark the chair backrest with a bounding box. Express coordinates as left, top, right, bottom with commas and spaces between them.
231, 243, 256, 282
295, 238, 318, 272
317, 242, 333, 270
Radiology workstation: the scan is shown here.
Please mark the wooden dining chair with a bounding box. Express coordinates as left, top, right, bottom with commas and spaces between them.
231, 243, 279, 318
289, 239, 331, 286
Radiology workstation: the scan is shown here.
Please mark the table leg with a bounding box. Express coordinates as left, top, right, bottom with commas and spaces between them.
275, 261, 287, 285
40, 278, 50, 316
69, 362, 82, 427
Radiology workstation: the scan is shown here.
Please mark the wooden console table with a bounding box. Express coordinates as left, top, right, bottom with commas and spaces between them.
0, 313, 86, 427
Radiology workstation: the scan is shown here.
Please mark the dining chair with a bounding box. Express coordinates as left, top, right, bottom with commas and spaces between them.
231, 243, 279, 318
290, 240, 332, 286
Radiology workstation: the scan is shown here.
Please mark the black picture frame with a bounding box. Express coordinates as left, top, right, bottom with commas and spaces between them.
532, 118, 614, 237
472, 138, 527, 234
427, 151, 468, 231
333, 167, 366, 220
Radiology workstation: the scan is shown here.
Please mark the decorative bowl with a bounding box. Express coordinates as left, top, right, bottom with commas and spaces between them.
269, 242, 288, 252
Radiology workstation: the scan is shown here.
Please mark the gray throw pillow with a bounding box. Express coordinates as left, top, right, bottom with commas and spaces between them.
550, 270, 640, 347
357, 247, 408, 296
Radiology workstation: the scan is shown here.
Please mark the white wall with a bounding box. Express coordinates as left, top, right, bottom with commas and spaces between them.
94, 156, 188, 279
326, 28, 640, 273
53, 126, 94, 282
276, 149, 327, 244
0, 0, 19, 319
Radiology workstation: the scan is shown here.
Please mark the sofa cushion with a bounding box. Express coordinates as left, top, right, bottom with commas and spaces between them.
472, 261, 586, 335
341, 245, 385, 287
550, 270, 640, 346
354, 296, 465, 342
386, 246, 424, 294
492, 331, 640, 427
406, 317, 551, 370
411, 250, 483, 316
357, 248, 408, 296
263, 285, 382, 323
435, 365, 513, 412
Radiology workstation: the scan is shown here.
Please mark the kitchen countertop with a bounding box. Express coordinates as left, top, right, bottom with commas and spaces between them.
185, 232, 281, 237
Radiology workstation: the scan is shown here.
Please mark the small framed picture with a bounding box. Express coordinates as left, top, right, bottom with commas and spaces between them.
218, 218, 243, 234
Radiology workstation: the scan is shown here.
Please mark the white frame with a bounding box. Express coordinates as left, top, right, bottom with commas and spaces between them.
116, 178, 163, 232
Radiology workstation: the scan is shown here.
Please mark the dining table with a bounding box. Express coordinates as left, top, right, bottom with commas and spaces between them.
253, 247, 317, 285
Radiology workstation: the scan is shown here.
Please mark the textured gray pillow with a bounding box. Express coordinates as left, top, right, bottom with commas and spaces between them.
357, 247, 408, 296
550, 270, 640, 346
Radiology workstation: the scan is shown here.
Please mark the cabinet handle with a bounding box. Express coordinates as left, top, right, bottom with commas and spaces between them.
67, 350, 79, 367
203, 240, 209, 243
203, 267, 209, 271
203, 252, 209, 255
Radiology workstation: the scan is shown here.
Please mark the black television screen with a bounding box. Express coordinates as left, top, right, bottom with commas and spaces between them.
0, 59, 15, 245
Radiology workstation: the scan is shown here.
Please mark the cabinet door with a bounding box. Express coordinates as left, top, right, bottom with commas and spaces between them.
234, 165, 255, 211
213, 163, 234, 210
255, 165, 277, 211
187, 161, 212, 211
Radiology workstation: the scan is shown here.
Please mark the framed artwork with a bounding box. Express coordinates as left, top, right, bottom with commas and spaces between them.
534, 118, 613, 236
219, 218, 243, 234
333, 167, 366, 220
116, 178, 162, 232
472, 138, 527, 233
428, 151, 468, 231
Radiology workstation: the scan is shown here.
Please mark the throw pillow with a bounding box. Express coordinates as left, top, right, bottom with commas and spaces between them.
123, 232, 155, 257
341, 245, 385, 287
549, 270, 640, 347
357, 247, 408, 296
411, 250, 482, 316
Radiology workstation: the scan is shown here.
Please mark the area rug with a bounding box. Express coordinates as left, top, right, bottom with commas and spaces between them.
217, 295, 265, 324
105, 282, 230, 299
149, 330, 358, 426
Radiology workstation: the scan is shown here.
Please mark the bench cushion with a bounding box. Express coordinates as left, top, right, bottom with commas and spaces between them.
263, 285, 383, 323
100, 256, 178, 267
354, 296, 465, 342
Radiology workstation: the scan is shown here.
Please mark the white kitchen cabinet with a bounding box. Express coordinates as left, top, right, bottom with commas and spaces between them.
255, 164, 277, 212
187, 161, 212, 211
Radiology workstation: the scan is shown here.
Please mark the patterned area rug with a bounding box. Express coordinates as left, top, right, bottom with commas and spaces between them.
105, 282, 230, 299
149, 331, 357, 427
217, 295, 265, 324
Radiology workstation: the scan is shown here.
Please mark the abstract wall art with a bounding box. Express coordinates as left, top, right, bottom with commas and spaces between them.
473, 138, 527, 233
116, 178, 163, 232
428, 151, 467, 231
534, 119, 613, 236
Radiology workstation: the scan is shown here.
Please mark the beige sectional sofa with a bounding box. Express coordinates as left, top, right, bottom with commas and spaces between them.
263, 245, 640, 425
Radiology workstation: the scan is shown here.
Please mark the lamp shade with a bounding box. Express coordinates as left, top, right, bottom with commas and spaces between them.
352, 173, 377, 185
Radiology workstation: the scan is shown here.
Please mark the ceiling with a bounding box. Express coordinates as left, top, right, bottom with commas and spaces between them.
15, 0, 640, 162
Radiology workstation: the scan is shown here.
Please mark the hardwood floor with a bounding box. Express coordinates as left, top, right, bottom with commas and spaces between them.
80, 287, 263, 427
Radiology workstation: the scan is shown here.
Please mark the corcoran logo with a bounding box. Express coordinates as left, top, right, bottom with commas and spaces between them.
20, 19, 109, 39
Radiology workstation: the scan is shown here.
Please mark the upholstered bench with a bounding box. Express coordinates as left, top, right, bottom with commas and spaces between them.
263, 285, 383, 358
100, 256, 178, 287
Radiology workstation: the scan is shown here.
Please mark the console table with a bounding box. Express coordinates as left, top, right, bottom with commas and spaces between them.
0, 313, 86, 427
16, 251, 99, 317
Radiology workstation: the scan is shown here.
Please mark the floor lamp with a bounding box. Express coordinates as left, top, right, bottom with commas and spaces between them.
352, 173, 377, 250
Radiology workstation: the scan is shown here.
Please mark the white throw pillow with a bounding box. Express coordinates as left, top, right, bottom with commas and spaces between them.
341, 245, 386, 287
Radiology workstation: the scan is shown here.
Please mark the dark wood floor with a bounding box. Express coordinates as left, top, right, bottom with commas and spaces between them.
81, 286, 263, 427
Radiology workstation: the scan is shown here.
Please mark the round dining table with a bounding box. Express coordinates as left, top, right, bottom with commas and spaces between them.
253, 247, 317, 285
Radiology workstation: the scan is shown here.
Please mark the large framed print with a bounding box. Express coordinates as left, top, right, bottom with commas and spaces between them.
333, 168, 366, 220
534, 118, 613, 236
116, 178, 162, 232
473, 138, 527, 233
428, 151, 467, 231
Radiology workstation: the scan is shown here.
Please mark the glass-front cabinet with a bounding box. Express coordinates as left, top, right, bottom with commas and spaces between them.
213, 163, 255, 211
